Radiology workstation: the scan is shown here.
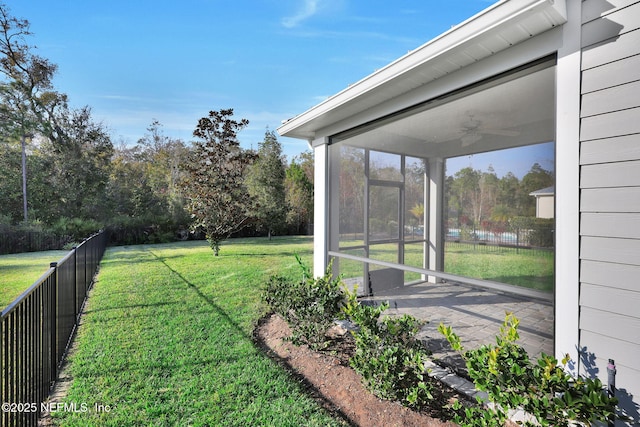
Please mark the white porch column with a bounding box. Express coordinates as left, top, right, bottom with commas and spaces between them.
427, 157, 444, 283
313, 138, 331, 279
554, 0, 581, 370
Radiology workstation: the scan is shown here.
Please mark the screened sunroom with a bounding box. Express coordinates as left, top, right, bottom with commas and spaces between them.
279, 0, 572, 362
327, 57, 556, 301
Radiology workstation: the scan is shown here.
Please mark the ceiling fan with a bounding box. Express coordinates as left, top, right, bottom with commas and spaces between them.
460, 114, 520, 146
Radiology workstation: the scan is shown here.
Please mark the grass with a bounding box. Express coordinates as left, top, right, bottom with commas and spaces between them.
337, 239, 554, 292
2, 236, 551, 424
444, 242, 554, 292
0, 249, 69, 310
52, 236, 348, 426
1, 237, 553, 313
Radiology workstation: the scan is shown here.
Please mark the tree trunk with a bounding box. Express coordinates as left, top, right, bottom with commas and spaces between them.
21, 134, 27, 222
208, 236, 220, 256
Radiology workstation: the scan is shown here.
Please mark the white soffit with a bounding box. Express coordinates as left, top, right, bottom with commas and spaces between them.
278, 0, 567, 141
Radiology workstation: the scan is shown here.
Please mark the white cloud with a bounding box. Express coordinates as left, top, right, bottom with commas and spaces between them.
282, 0, 320, 28
281, 27, 418, 46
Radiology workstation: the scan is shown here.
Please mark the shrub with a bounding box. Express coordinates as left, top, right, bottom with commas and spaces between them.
342, 286, 434, 408
263, 256, 346, 350
460, 225, 476, 241
106, 214, 190, 245
510, 216, 554, 248
439, 313, 619, 426
0, 220, 74, 254
0, 213, 12, 229
50, 217, 102, 241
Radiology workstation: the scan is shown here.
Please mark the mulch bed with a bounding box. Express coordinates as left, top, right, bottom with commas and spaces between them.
253, 313, 464, 427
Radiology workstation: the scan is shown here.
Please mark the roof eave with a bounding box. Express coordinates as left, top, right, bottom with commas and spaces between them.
278, 0, 567, 141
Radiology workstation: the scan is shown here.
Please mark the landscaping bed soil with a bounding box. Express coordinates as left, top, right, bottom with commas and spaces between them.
254, 313, 461, 427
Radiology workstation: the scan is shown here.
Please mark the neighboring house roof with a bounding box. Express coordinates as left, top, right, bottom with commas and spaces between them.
529, 185, 555, 196
278, 0, 567, 141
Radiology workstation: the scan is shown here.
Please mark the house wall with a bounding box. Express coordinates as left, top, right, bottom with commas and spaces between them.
536, 195, 554, 218
579, 0, 640, 420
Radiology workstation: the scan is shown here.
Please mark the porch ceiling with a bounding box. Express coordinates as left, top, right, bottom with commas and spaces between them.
277, 0, 567, 142
331, 62, 556, 159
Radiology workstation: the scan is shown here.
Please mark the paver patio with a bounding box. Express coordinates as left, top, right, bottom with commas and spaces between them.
362, 280, 554, 373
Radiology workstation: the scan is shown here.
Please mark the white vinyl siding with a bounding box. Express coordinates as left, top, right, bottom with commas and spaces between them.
580, 0, 640, 421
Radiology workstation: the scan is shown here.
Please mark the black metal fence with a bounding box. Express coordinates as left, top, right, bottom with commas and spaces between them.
1, 231, 107, 427
445, 224, 554, 247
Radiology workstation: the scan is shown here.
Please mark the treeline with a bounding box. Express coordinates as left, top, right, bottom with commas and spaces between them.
0, 4, 313, 248
445, 164, 555, 248
445, 163, 554, 228
337, 146, 553, 237
0, 118, 314, 246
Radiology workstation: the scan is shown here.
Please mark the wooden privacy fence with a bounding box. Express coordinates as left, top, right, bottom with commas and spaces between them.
1, 231, 107, 427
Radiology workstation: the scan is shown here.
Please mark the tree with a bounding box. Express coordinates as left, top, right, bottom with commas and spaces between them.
296, 150, 314, 184
136, 120, 189, 226
0, 3, 66, 221
285, 154, 313, 234
107, 143, 159, 219
0, 139, 26, 221
246, 129, 286, 239
104, 123, 191, 243
409, 203, 424, 224
447, 166, 499, 228
493, 171, 521, 221
339, 146, 365, 235
405, 159, 426, 228
41, 106, 113, 222
520, 163, 554, 216
450, 167, 482, 227
179, 109, 255, 255
446, 161, 555, 232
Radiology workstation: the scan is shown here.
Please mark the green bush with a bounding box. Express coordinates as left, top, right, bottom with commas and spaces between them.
263, 255, 346, 350
439, 313, 619, 426
264, 257, 437, 410
0, 213, 12, 229
106, 214, 190, 245
342, 286, 434, 408
510, 216, 554, 248
50, 217, 102, 241
460, 225, 477, 241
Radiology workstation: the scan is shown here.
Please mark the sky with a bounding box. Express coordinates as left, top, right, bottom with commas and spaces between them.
6, 0, 500, 161
446, 142, 555, 179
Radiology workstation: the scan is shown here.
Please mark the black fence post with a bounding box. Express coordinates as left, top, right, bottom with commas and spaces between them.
73, 246, 78, 325
49, 261, 58, 388
0, 230, 107, 426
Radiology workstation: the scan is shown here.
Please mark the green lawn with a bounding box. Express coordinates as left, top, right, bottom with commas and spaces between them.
444, 242, 554, 292
0, 249, 69, 310
4, 237, 552, 424
337, 240, 554, 292
53, 236, 347, 426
